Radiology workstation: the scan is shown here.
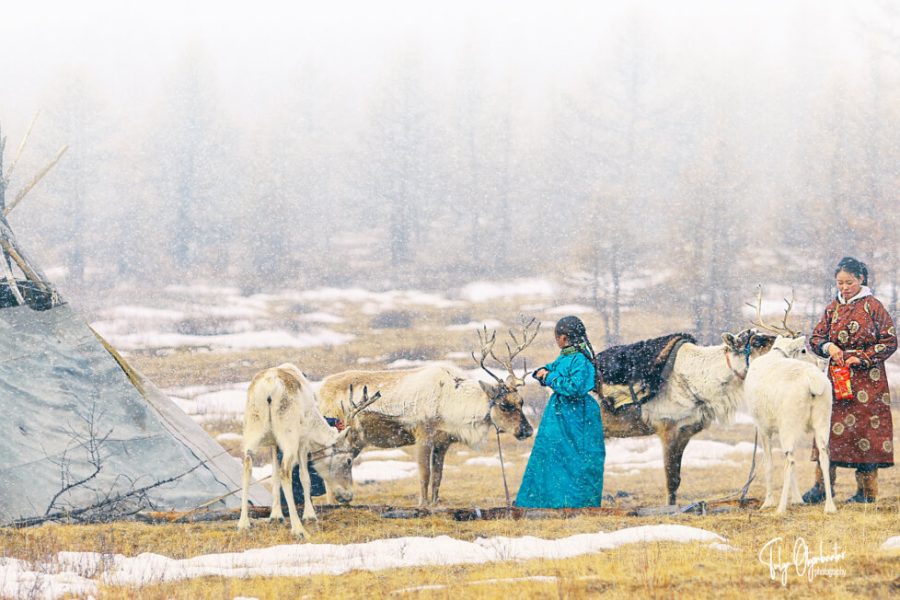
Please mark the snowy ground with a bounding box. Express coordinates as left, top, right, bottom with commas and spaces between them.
11, 278, 898, 598
89, 280, 557, 353
87, 279, 900, 394
0, 524, 731, 599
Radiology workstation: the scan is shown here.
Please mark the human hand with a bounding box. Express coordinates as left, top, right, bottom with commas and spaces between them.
845, 356, 862, 367
828, 344, 844, 366
533, 368, 549, 381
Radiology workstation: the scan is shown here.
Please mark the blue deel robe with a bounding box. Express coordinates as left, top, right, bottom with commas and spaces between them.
515, 347, 606, 508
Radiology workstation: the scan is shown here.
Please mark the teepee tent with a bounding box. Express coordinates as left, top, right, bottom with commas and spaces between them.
0, 121, 266, 525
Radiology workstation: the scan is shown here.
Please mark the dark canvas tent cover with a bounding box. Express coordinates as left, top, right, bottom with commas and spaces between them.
0, 302, 268, 525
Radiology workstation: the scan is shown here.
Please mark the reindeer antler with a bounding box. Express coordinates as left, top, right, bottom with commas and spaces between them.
492, 316, 541, 380
746, 285, 800, 338
347, 384, 381, 421
472, 326, 505, 384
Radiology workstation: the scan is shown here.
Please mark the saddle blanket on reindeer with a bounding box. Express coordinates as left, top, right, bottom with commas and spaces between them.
595, 333, 696, 410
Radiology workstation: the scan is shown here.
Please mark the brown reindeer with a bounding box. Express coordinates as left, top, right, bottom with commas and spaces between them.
598, 328, 775, 505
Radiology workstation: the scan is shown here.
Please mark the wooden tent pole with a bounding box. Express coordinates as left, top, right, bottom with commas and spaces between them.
4, 144, 68, 216
0, 237, 48, 292
0, 126, 6, 214
4, 111, 40, 183
0, 248, 24, 305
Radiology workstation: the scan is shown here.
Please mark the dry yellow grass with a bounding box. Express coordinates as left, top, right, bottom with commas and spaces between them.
3, 302, 899, 599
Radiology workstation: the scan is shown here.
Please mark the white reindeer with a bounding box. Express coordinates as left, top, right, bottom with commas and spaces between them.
318, 321, 538, 506
744, 328, 836, 514
237, 363, 379, 537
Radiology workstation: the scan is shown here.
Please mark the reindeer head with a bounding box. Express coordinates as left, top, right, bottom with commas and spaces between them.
722, 327, 777, 379
471, 317, 539, 440
334, 384, 380, 453
311, 385, 381, 504
771, 335, 819, 364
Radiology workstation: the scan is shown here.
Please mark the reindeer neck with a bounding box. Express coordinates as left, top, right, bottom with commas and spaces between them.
677, 343, 744, 390
306, 407, 340, 449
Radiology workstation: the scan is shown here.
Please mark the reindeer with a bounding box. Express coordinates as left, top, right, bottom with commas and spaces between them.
318, 319, 539, 506
237, 363, 379, 538
743, 290, 836, 514
598, 327, 775, 505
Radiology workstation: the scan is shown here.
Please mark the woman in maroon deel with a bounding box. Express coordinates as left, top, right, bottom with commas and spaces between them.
806, 256, 896, 503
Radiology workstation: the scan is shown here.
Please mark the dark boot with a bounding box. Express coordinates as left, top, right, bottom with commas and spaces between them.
802, 463, 836, 504
846, 469, 877, 503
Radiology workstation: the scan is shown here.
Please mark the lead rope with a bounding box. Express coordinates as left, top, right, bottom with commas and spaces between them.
739, 429, 759, 503
495, 425, 512, 517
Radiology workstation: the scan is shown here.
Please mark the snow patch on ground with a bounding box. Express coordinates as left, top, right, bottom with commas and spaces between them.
446, 319, 504, 331
386, 359, 432, 369
294, 287, 461, 311
465, 456, 512, 468
252, 464, 272, 482
459, 279, 556, 302
296, 312, 345, 324
352, 460, 419, 483
0, 525, 727, 597
358, 449, 409, 461
544, 304, 596, 315
171, 384, 249, 419
881, 536, 900, 551
93, 328, 354, 352
605, 438, 755, 473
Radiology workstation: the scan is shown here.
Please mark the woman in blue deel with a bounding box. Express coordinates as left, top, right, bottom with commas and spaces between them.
515, 315, 606, 508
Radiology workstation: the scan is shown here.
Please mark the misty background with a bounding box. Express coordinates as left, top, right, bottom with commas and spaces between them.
1, 0, 899, 345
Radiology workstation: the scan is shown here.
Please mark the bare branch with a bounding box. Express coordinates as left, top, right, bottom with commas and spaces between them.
14, 459, 209, 527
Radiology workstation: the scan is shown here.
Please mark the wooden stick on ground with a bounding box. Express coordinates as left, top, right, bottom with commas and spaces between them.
174, 474, 273, 523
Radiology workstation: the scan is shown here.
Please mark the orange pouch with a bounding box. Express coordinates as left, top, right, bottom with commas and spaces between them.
829, 365, 853, 401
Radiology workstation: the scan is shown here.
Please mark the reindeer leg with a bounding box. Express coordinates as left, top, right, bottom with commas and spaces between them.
238, 449, 254, 531
777, 449, 795, 514
777, 427, 800, 513
816, 433, 837, 514
759, 433, 776, 509
280, 452, 309, 539
415, 431, 433, 507
789, 460, 803, 505
661, 422, 703, 505
430, 437, 452, 505
299, 449, 317, 521
268, 447, 285, 522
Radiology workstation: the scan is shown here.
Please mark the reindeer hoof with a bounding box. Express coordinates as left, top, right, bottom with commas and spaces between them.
824, 502, 837, 514
291, 526, 309, 539
237, 518, 251, 531
268, 514, 285, 523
